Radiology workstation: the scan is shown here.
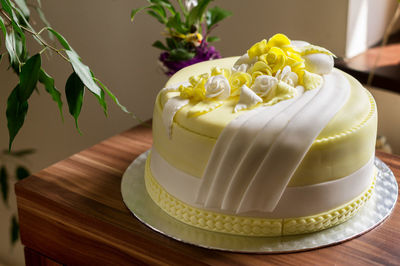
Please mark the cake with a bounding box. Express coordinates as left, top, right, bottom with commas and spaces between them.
145, 34, 377, 236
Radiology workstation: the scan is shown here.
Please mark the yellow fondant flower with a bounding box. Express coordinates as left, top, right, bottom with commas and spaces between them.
179, 84, 193, 99
247, 39, 269, 59
179, 73, 209, 101
265, 47, 287, 74
267, 33, 291, 47
248, 61, 273, 76
229, 72, 252, 92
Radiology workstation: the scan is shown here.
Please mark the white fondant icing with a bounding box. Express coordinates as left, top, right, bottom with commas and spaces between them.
234, 85, 263, 112
150, 148, 375, 218
237, 71, 350, 213
233, 53, 257, 67
291, 40, 310, 48
205, 75, 231, 99
197, 95, 302, 208
162, 95, 189, 138
304, 53, 334, 75
275, 66, 298, 87
251, 75, 278, 97
196, 69, 350, 213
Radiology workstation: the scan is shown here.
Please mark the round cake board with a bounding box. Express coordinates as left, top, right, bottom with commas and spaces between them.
121, 151, 398, 253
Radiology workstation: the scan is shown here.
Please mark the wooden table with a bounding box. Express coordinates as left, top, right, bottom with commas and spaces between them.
15, 124, 400, 265
335, 42, 400, 94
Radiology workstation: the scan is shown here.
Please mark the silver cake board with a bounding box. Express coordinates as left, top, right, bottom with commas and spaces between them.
121, 151, 398, 253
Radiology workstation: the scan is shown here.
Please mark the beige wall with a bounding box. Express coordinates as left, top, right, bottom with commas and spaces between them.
0, 0, 398, 265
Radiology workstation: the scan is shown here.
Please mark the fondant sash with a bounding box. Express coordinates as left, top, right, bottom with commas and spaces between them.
196, 70, 350, 213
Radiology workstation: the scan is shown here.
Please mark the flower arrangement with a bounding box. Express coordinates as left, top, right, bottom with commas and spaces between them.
159, 33, 336, 128
131, 0, 232, 75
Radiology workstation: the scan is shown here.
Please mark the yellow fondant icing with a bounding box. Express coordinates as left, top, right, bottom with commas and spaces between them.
145, 153, 376, 236
153, 58, 377, 185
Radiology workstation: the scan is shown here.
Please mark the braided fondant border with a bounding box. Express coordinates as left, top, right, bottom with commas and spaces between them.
145, 154, 375, 236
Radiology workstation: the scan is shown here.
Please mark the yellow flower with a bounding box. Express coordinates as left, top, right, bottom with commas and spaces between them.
267, 33, 291, 47
247, 39, 269, 59
179, 84, 194, 99
248, 61, 272, 76
230, 72, 252, 92
265, 47, 287, 74
192, 78, 207, 101
180, 73, 209, 101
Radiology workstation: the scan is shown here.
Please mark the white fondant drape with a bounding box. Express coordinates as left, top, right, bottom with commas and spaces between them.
195, 70, 351, 213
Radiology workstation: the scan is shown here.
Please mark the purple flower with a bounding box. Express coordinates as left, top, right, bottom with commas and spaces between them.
159, 42, 221, 76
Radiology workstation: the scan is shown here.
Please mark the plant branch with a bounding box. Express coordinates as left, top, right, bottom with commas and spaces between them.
0, 9, 69, 62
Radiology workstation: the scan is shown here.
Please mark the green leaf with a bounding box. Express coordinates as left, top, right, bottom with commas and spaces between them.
0, 0, 13, 16
47, 27, 72, 50
14, 0, 30, 18
18, 54, 41, 102
95, 85, 108, 117
36, 8, 54, 40
38, 69, 63, 120
5, 30, 19, 67
3, 148, 35, 157
66, 50, 101, 96
187, 0, 212, 27
152, 40, 169, 51
10, 29, 28, 71
149, 0, 176, 15
166, 13, 187, 34
16, 166, 30, 180
0, 166, 8, 206
94, 78, 130, 114
131, 6, 149, 22
147, 10, 166, 24
148, 4, 167, 22
166, 37, 178, 49
36, 7, 50, 27
6, 86, 29, 150
10, 216, 19, 245
168, 48, 195, 61
206, 36, 220, 42
0, 16, 6, 38
206, 6, 232, 30
65, 72, 84, 133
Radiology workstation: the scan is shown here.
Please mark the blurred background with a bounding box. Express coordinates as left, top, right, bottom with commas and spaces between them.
0, 0, 399, 265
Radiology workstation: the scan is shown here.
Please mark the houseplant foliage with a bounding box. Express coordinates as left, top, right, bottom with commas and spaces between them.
0, 0, 130, 151
0, 148, 33, 245
131, 0, 232, 75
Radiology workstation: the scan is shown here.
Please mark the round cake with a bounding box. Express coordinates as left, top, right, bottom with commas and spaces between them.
145, 34, 377, 236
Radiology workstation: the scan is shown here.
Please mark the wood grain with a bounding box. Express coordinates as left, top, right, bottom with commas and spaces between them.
15, 124, 400, 265
24, 248, 62, 266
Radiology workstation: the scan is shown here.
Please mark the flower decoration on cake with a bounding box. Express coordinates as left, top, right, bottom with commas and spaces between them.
131, 0, 232, 76
161, 33, 336, 135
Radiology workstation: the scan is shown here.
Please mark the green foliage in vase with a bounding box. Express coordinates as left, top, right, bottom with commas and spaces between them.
0, 147, 34, 245
131, 0, 232, 62
0, 0, 131, 150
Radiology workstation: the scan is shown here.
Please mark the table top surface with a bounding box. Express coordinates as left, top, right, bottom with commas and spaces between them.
335, 42, 400, 93
15, 124, 400, 265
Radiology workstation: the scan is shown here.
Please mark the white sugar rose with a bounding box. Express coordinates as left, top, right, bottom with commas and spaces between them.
232, 63, 249, 73
251, 75, 278, 97
275, 65, 298, 87
232, 53, 257, 73
205, 75, 231, 99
